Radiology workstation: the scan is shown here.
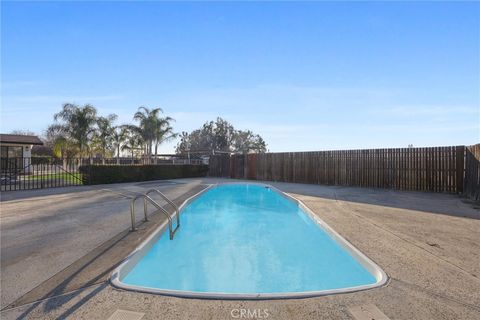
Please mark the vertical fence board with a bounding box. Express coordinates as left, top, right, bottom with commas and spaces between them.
208, 145, 479, 199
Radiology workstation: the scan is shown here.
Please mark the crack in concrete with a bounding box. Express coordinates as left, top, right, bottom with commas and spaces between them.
330, 192, 480, 283
390, 277, 480, 312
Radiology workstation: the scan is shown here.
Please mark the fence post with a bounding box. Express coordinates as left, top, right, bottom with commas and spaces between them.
456, 146, 465, 194
463, 145, 480, 200
88, 163, 92, 185
244, 153, 248, 180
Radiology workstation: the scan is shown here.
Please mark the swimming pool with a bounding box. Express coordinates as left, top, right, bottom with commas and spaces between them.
112, 183, 387, 299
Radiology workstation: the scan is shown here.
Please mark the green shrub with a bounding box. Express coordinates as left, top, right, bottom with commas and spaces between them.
79, 164, 209, 185
31, 156, 55, 165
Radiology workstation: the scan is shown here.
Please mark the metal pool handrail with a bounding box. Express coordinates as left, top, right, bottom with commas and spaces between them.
130, 194, 177, 240
145, 189, 180, 235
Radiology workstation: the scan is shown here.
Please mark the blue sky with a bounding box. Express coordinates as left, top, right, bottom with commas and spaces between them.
1, 1, 479, 153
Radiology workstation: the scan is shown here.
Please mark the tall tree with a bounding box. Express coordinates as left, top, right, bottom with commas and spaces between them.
112, 126, 128, 163
9, 130, 36, 136
232, 130, 267, 153
53, 103, 98, 157
95, 114, 118, 159
131, 106, 176, 157
121, 130, 143, 163
176, 131, 190, 154
175, 117, 267, 155
132, 106, 157, 155
153, 120, 177, 157
45, 124, 77, 158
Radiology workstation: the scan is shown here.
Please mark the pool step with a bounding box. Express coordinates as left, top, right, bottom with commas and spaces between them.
348, 304, 391, 320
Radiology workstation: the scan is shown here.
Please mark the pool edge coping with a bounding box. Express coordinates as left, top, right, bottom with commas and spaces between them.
110, 182, 389, 300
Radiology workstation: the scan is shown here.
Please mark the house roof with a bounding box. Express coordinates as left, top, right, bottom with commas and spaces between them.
0, 134, 44, 145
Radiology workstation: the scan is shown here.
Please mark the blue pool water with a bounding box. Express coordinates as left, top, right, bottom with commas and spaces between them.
122, 184, 377, 294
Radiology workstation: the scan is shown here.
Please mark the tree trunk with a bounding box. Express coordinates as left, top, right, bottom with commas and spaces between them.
149, 142, 153, 164
117, 146, 120, 165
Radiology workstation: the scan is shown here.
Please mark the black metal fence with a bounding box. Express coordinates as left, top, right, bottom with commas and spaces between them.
1, 157, 83, 191
0, 155, 207, 191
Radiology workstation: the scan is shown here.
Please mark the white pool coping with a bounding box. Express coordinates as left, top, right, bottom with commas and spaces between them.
111, 182, 389, 299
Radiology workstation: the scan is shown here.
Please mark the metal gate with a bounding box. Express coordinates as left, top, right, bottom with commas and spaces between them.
1, 157, 85, 191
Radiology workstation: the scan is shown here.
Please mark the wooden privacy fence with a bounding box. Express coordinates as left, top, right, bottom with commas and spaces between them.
209, 145, 480, 198
208, 154, 231, 178
464, 145, 480, 200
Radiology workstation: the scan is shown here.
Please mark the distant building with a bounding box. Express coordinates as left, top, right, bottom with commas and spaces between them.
0, 134, 44, 173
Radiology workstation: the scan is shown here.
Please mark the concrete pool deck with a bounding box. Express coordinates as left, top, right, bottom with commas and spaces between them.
1, 178, 479, 319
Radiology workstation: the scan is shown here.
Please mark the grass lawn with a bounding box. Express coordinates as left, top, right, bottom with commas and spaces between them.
24, 173, 84, 184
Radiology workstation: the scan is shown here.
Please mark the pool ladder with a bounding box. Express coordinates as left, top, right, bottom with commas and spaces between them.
129, 189, 180, 240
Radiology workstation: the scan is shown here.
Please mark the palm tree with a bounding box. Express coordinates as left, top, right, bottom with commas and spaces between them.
153, 120, 177, 160
131, 106, 176, 159
95, 114, 118, 162
132, 106, 156, 156
45, 124, 79, 171
121, 131, 143, 164
112, 126, 128, 164
53, 103, 98, 157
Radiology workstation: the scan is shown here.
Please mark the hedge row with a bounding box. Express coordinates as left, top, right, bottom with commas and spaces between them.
79, 164, 209, 185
